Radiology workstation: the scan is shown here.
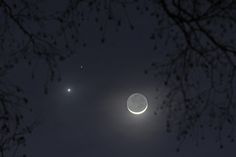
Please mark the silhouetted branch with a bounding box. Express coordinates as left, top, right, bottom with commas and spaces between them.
145, 0, 236, 150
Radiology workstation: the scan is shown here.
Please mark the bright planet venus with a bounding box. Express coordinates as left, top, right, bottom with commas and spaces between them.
127, 93, 148, 115
67, 88, 71, 93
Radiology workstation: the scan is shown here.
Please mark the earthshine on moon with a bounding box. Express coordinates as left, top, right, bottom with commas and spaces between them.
127, 93, 148, 115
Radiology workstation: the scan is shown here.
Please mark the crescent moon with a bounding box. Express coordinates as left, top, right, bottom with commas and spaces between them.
127, 104, 148, 115
127, 93, 148, 115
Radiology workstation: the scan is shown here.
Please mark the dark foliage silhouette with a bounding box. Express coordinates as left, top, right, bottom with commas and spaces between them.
145, 0, 236, 150
0, 0, 236, 156
0, 0, 78, 156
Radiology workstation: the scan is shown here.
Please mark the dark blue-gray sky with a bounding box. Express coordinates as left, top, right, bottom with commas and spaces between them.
5, 1, 236, 157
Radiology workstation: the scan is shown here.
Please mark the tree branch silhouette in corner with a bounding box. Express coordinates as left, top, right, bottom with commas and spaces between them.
145, 0, 236, 151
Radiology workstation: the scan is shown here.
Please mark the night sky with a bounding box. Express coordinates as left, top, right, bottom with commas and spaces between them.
2, 0, 236, 157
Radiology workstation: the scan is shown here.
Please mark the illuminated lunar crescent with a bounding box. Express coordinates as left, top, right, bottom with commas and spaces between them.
127, 93, 148, 115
